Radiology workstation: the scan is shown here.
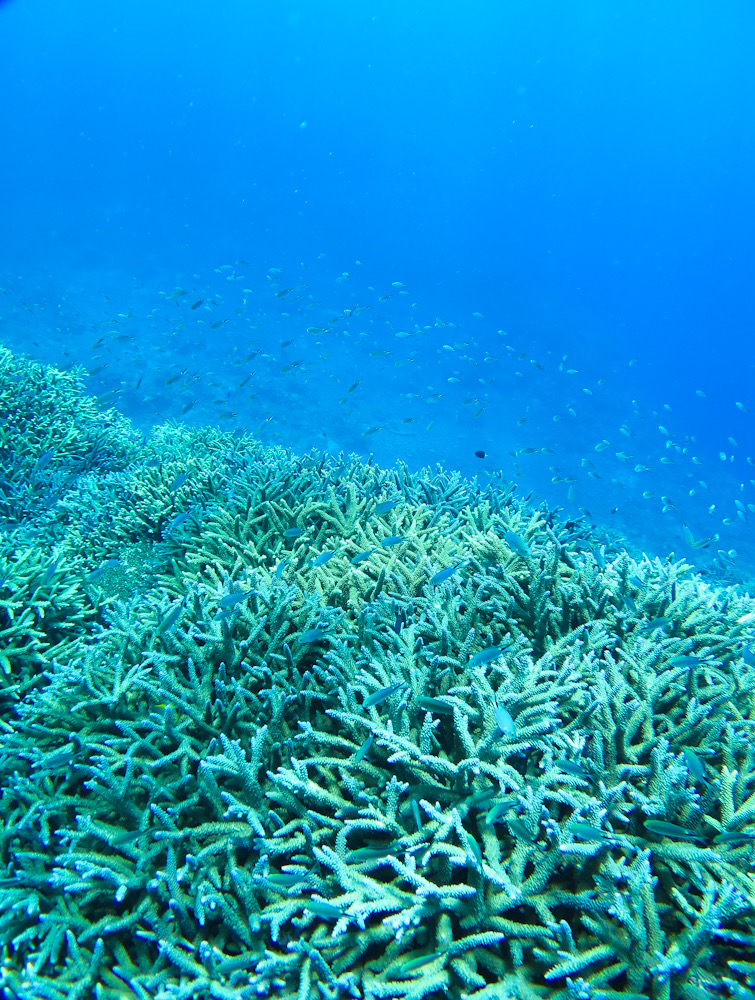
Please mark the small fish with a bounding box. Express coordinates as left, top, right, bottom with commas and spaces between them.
569, 822, 613, 842
712, 831, 755, 846
283, 528, 306, 538
416, 696, 455, 716
397, 952, 444, 975
494, 705, 516, 737
364, 682, 407, 707
668, 655, 705, 668
299, 627, 328, 644
374, 500, 401, 515
156, 603, 184, 635
642, 820, 707, 843
86, 559, 120, 583
362, 425, 384, 436
508, 818, 536, 843
381, 536, 405, 547
485, 797, 518, 825
311, 551, 335, 567
347, 845, 398, 863
190, 299, 204, 310
267, 873, 306, 888
464, 830, 483, 867
350, 550, 374, 565
354, 735, 373, 763
467, 788, 498, 809
165, 511, 191, 533
554, 759, 590, 780
504, 530, 531, 559
169, 472, 190, 492
429, 564, 462, 586
474, 450, 486, 459
638, 617, 672, 636
683, 748, 709, 785
33, 449, 55, 474
468, 645, 505, 668
303, 899, 343, 920
218, 589, 253, 610
274, 560, 288, 580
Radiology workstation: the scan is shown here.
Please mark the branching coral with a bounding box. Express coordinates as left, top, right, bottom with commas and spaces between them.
0, 348, 754, 999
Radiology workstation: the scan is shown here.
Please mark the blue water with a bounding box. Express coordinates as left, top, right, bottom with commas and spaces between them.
2, 0, 754, 582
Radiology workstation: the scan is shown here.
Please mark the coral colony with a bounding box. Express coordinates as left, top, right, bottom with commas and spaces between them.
1, 346, 755, 999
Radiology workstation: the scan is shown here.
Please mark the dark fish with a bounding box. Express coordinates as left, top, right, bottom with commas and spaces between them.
190, 299, 204, 310
474, 450, 486, 459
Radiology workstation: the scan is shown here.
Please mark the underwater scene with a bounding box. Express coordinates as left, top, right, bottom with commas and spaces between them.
1, 1, 755, 997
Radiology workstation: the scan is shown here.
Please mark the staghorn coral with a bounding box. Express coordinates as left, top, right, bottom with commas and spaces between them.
0, 348, 755, 998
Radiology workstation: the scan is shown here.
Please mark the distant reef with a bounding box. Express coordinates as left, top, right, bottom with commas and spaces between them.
2, 345, 755, 1000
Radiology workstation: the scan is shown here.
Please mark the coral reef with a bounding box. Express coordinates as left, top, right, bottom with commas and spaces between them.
1, 347, 755, 999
